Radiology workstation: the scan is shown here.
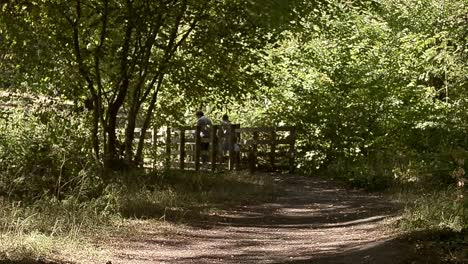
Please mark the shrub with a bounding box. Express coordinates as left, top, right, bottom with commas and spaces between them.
0, 107, 98, 200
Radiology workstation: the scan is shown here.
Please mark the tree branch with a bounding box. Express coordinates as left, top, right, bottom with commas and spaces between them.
137, 0, 189, 106
71, 0, 101, 160
94, 0, 109, 124
109, 0, 133, 110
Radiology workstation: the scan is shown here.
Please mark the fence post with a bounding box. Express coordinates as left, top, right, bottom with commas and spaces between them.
180, 128, 185, 170
249, 131, 258, 173
289, 127, 296, 174
166, 127, 171, 169
270, 130, 276, 171
195, 125, 201, 171
228, 124, 236, 171
211, 125, 218, 172
235, 124, 241, 170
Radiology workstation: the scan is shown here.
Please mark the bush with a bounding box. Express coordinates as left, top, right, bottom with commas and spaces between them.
0, 107, 99, 200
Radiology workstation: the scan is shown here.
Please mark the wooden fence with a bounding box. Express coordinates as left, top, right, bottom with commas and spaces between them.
133, 125, 296, 173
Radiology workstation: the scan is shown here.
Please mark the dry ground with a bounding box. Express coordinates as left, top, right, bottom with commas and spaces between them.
87, 174, 416, 264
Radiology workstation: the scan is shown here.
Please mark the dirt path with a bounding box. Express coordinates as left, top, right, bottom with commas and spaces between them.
97, 174, 410, 264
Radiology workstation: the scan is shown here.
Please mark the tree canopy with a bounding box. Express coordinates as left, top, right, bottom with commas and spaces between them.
1, 0, 304, 169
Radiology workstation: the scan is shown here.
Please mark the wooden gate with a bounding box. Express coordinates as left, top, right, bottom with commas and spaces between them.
135, 125, 296, 173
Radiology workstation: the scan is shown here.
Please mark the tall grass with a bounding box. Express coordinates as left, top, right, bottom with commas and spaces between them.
397, 187, 466, 232
0, 196, 113, 263
394, 187, 468, 263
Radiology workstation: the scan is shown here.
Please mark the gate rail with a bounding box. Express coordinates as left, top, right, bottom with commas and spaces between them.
135, 124, 296, 173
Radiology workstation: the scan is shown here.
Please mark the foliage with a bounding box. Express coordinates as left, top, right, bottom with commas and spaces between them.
1, 0, 303, 170
221, 0, 468, 190
0, 104, 99, 200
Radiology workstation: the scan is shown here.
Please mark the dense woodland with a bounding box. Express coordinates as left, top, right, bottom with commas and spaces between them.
0, 0, 467, 262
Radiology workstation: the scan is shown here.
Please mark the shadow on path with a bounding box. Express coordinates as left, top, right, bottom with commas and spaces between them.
272, 238, 415, 264
108, 174, 411, 264
193, 175, 399, 230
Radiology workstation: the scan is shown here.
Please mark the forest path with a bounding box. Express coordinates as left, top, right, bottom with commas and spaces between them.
98, 174, 410, 264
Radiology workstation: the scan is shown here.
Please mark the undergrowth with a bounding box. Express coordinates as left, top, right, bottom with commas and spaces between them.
397, 188, 466, 232
395, 187, 468, 263
0, 196, 112, 263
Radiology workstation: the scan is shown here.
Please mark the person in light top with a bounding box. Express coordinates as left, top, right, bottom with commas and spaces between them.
195, 111, 212, 163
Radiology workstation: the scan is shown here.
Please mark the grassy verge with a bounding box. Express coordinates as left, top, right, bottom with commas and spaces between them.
117, 170, 276, 219
0, 170, 276, 263
0, 196, 115, 263
394, 187, 468, 263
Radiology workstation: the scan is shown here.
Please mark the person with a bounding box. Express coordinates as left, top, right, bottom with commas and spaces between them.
218, 114, 231, 160
195, 111, 212, 163
217, 114, 240, 163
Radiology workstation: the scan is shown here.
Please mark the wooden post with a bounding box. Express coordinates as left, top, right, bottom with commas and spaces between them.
289, 127, 296, 174
211, 125, 218, 172
248, 145, 255, 173
270, 130, 276, 171
180, 128, 185, 170
166, 127, 171, 169
195, 125, 201, 171
253, 131, 258, 170
235, 124, 241, 170
228, 124, 236, 171
248, 131, 258, 173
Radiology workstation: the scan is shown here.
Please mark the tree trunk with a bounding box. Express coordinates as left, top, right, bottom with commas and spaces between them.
123, 101, 139, 166
134, 73, 165, 165
123, 80, 142, 165
103, 104, 121, 170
